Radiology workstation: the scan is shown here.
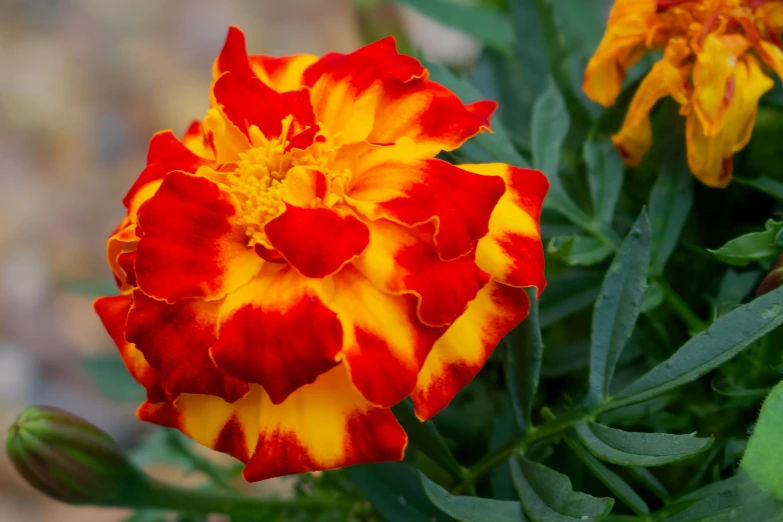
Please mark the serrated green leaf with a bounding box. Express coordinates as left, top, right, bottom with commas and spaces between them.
392, 0, 513, 51
421, 473, 527, 522
564, 433, 650, 516
649, 162, 693, 275
609, 285, 783, 410
505, 288, 544, 430
539, 269, 604, 327
510, 456, 614, 521
422, 58, 530, 168
348, 463, 455, 522
548, 235, 615, 266
584, 139, 624, 225
741, 380, 783, 499
532, 81, 569, 191
710, 219, 783, 267
586, 210, 651, 406
392, 399, 463, 481
574, 422, 713, 467
734, 176, 783, 200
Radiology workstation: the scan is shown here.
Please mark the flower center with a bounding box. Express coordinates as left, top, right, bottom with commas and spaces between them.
223, 116, 351, 247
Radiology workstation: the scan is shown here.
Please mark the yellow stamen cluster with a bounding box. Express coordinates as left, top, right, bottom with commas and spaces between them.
223, 116, 352, 246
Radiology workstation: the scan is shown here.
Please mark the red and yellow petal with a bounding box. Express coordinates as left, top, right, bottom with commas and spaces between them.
242, 365, 407, 481
93, 295, 166, 403
213, 25, 256, 83
460, 164, 547, 293
250, 54, 318, 92
135, 172, 263, 302
325, 266, 446, 407
209, 265, 343, 405
107, 218, 139, 290
346, 149, 506, 261
126, 290, 248, 402
412, 281, 531, 420
265, 205, 369, 279
138, 386, 262, 464
182, 120, 216, 161
351, 218, 489, 327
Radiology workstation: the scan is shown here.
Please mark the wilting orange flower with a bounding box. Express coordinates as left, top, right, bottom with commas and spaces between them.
93, 27, 547, 481
584, 0, 783, 187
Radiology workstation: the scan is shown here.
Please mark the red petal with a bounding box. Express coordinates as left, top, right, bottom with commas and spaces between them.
242, 366, 406, 481
213, 25, 255, 83
348, 155, 506, 261
265, 205, 369, 278
93, 295, 166, 403
352, 218, 489, 327
213, 72, 315, 140
210, 266, 343, 404
412, 282, 530, 420
126, 290, 248, 402
135, 172, 262, 302
249, 54, 318, 92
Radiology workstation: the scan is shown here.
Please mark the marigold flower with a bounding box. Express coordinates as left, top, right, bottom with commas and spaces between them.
584, 0, 783, 187
94, 27, 547, 481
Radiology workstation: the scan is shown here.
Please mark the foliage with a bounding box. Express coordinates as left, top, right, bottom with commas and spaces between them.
72, 0, 783, 520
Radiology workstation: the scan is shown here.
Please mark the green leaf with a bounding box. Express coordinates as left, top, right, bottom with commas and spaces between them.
608, 285, 783, 410
532, 81, 570, 191
710, 219, 783, 267
734, 176, 783, 200
510, 456, 614, 521
584, 139, 624, 225
505, 288, 544, 430
539, 269, 604, 327
640, 280, 664, 313
625, 467, 670, 503
741, 379, 783, 498
586, 210, 651, 406
548, 235, 615, 266
649, 162, 693, 275
392, 399, 463, 481
574, 422, 713, 467
510, 0, 548, 102
421, 473, 527, 522
348, 463, 455, 522
713, 269, 761, 318
421, 58, 530, 168
564, 433, 650, 516
391, 0, 513, 51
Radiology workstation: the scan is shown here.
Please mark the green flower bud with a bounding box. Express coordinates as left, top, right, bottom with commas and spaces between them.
6, 405, 148, 505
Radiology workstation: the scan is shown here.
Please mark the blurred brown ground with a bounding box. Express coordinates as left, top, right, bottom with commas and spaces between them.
0, 0, 363, 520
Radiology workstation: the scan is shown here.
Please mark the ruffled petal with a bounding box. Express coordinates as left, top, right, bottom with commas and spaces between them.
461, 164, 547, 292
345, 146, 506, 261
182, 120, 216, 161
692, 34, 738, 137
242, 365, 407, 481
138, 386, 262, 464
135, 172, 263, 302
250, 54, 318, 92
583, 0, 658, 106
265, 205, 369, 278
106, 218, 139, 290
126, 290, 248, 402
303, 37, 491, 153
209, 265, 343, 404
93, 295, 166, 403
351, 218, 489, 327
612, 38, 690, 165
685, 54, 773, 187
412, 281, 530, 420
324, 266, 446, 407
213, 25, 256, 83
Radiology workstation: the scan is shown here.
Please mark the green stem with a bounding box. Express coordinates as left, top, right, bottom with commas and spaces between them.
127, 478, 349, 517
453, 404, 599, 494
656, 278, 707, 333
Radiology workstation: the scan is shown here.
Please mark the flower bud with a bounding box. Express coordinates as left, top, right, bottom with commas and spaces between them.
6, 405, 148, 505
757, 254, 783, 297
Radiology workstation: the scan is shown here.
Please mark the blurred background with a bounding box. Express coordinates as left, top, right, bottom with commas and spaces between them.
0, 0, 609, 520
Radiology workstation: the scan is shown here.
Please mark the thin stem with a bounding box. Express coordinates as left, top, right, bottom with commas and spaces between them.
453, 404, 598, 494
131, 478, 350, 517
656, 278, 708, 332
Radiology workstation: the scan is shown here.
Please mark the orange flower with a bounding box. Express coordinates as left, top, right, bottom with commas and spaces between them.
584, 0, 783, 187
94, 27, 547, 481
